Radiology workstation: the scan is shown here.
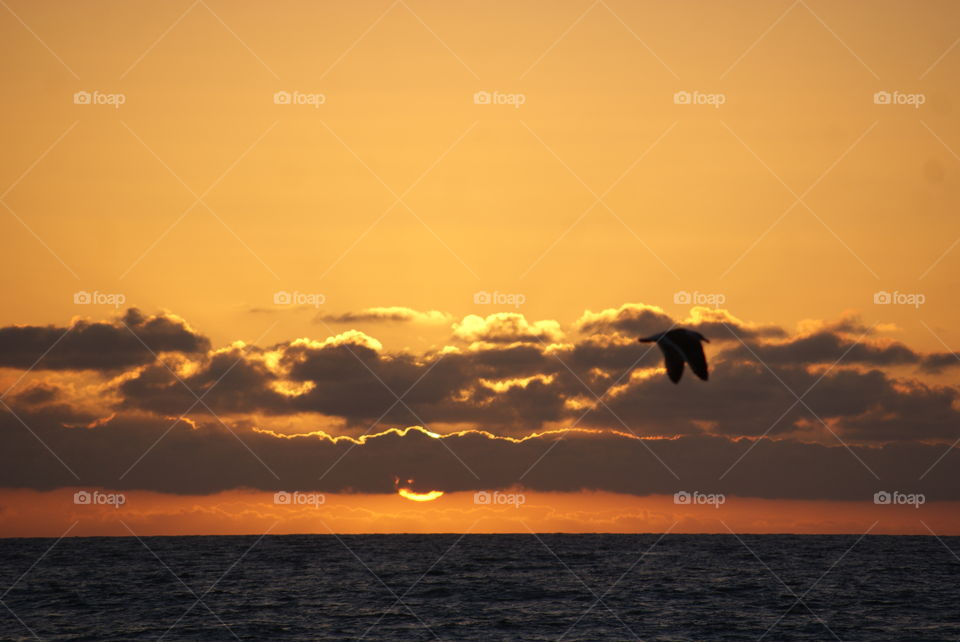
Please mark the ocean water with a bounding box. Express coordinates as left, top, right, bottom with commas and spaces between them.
0, 534, 957, 640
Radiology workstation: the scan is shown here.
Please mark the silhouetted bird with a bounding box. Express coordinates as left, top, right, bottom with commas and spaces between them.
639, 329, 710, 383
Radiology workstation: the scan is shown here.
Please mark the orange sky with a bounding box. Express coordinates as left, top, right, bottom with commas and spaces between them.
1, 0, 959, 535
4, 489, 958, 538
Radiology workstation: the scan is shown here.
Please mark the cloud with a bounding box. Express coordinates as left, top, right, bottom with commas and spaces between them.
453, 313, 564, 344
575, 304, 785, 340
2, 413, 958, 502
718, 330, 922, 368
317, 307, 452, 325
0, 309, 209, 371
4, 305, 960, 445
920, 352, 960, 374
89, 307, 960, 442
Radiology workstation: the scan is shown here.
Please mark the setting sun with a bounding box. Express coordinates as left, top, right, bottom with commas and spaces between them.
397, 488, 445, 502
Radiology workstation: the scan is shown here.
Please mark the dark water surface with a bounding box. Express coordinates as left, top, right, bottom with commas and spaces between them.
0, 534, 957, 640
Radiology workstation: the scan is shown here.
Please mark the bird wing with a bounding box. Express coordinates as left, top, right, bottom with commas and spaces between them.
657, 342, 686, 383
672, 332, 709, 381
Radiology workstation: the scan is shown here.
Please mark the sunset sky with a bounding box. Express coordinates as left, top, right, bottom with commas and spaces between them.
2, 0, 959, 537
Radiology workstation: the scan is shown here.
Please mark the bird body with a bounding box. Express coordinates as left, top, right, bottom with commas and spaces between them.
639, 329, 710, 383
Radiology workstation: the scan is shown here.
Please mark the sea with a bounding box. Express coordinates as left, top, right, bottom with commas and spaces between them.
0, 534, 957, 640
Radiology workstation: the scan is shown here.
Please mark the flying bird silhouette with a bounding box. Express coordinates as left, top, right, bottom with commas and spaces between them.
639, 329, 710, 383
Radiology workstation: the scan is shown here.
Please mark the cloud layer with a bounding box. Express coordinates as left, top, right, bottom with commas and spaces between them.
1, 304, 958, 498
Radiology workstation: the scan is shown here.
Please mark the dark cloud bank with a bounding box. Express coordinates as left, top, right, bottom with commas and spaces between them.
1, 305, 958, 499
